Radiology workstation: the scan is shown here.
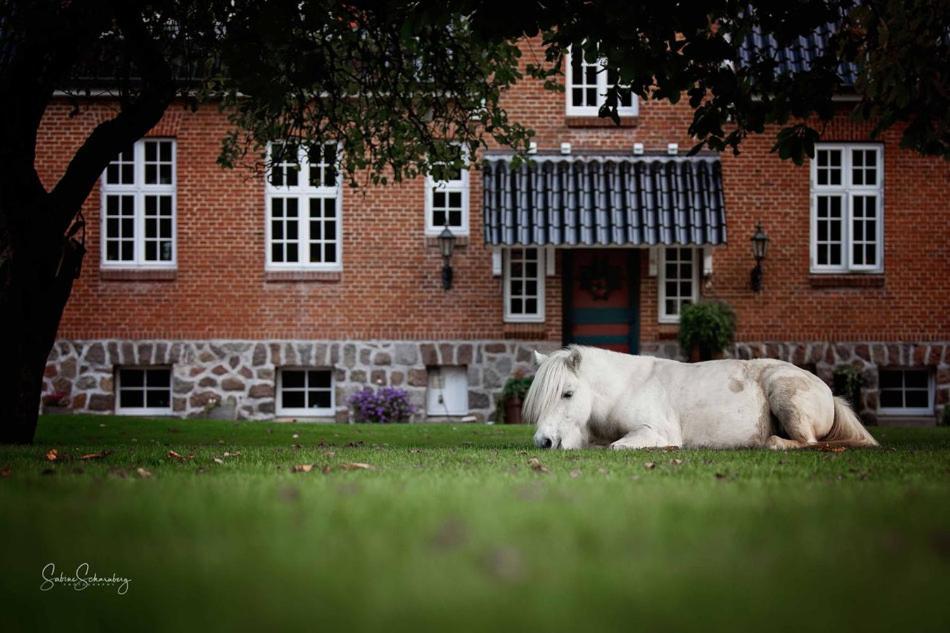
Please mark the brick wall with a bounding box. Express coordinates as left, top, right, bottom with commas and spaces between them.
34, 36, 949, 421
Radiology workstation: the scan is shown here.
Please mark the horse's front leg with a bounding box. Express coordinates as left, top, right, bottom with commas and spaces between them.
610, 427, 678, 450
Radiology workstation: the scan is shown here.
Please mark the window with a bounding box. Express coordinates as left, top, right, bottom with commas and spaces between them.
879, 369, 933, 416
565, 44, 637, 117
277, 369, 334, 416
425, 156, 469, 235
266, 143, 342, 270
426, 366, 469, 416
658, 247, 699, 323
100, 139, 176, 268
504, 247, 545, 322
116, 367, 172, 414
810, 144, 883, 273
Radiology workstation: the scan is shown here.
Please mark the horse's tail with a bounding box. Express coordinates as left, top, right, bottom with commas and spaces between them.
821, 396, 879, 447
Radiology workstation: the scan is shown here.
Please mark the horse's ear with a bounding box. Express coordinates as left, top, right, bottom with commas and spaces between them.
567, 347, 582, 373
532, 350, 548, 367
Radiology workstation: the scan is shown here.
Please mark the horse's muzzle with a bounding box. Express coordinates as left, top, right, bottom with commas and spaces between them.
533, 434, 556, 449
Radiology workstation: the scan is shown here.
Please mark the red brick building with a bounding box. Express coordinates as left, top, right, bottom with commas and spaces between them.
38, 38, 950, 424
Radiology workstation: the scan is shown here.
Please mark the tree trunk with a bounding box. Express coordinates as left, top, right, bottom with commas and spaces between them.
0, 216, 83, 444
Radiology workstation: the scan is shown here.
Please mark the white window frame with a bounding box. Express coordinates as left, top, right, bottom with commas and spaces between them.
276, 368, 335, 417
564, 45, 638, 117
265, 142, 343, 271
425, 152, 470, 236
426, 366, 469, 416
658, 247, 700, 324
878, 369, 934, 416
100, 139, 177, 269
809, 143, 884, 273
115, 366, 173, 415
503, 247, 545, 323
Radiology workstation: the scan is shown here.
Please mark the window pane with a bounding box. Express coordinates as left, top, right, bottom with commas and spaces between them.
309, 390, 332, 409
309, 371, 332, 389
121, 369, 144, 387
904, 371, 929, 389
283, 371, 304, 388
283, 390, 305, 408
880, 390, 902, 408
905, 390, 930, 408
146, 389, 170, 408
147, 369, 170, 387
120, 389, 144, 408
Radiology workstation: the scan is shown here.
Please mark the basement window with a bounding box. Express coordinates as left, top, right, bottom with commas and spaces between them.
116, 367, 172, 414
426, 366, 469, 416
277, 368, 334, 416
879, 369, 933, 416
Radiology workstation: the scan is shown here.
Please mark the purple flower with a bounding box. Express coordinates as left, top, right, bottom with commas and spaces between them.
347, 386, 416, 423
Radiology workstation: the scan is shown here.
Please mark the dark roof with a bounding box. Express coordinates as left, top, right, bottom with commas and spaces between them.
482, 155, 726, 247
738, 24, 857, 87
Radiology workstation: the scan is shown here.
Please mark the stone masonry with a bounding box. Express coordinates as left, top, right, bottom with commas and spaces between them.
42, 339, 561, 422
43, 338, 948, 424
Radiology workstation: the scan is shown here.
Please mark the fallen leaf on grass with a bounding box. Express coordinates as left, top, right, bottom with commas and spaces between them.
714, 472, 728, 480
670, 458, 683, 466
291, 464, 314, 473
527, 457, 549, 473
292, 433, 300, 439
45, 449, 58, 462
322, 450, 336, 458
222, 451, 241, 458
818, 444, 847, 453
321, 465, 333, 474
79, 450, 113, 461
136, 468, 152, 479
409, 448, 423, 454
339, 462, 374, 471
167, 450, 185, 461
212, 458, 224, 465
569, 469, 582, 479
643, 461, 656, 470
0, 465, 11, 478
598, 467, 609, 475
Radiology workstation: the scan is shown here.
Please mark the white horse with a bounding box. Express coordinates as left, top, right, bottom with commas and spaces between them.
524, 346, 878, 450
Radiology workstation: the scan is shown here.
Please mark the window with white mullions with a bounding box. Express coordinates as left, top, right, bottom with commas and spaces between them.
658, 247, 699, 323
117, 367, 172, 414
265, 142, 342, 270
565, 43, 637, 117
278, 369, 334, 415
425, 153, 469, 235
879, 369, 933, 416
810, 144, 883, 273
100, 139, 176, 268
504, 247, 544, 322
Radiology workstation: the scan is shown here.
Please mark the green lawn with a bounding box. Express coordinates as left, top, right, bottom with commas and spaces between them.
2, 416, 949, 632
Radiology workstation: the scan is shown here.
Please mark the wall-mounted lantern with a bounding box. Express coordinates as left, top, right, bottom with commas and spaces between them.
438, 225, 456, 290
750, 223, 769, 292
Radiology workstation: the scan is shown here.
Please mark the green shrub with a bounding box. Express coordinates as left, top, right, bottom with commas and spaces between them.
678, 301, 737, 360
832, 365, 864, 411
502, 374, 533, 402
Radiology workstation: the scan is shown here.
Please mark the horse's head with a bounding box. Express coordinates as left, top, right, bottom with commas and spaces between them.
523, 347, 593, 450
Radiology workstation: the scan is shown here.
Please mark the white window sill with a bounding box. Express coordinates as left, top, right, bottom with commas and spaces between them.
116, 408, 173, 416
278, 408, 336, 418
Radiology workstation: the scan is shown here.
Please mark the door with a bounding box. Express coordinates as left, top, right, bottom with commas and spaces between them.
563, 250, 639, 353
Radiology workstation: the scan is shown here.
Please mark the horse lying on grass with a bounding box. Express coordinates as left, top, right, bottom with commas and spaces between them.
525, 346, 878, 450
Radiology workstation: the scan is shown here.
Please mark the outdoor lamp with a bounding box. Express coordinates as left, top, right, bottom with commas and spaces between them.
438, 225, 456, 290
750, 222, 769, 292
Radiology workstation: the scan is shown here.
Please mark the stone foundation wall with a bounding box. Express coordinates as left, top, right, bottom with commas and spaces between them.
641, 340, 950, 423
43, 338, 949, 423
42, 339, 561, 422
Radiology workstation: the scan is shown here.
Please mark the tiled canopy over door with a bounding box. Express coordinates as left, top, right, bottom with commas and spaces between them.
483, 153, 728, 354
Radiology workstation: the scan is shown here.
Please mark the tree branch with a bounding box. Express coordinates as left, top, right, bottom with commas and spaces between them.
49, 3, 176, 232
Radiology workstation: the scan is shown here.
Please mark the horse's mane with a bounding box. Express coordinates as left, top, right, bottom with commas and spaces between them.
522, 346, 587, 424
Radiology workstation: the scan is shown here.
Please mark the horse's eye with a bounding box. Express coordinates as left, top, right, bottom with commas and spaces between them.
562, 391, 573, 399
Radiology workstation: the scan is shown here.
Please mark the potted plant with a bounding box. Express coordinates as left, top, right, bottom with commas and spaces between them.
501, 372, 533, 424
832, 365, 864, 413
678, 301, 737, 362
